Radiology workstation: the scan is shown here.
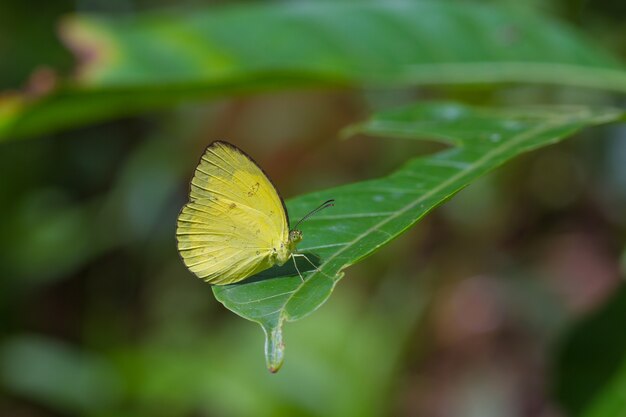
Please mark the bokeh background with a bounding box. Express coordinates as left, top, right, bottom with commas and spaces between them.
1, 1, 626, 416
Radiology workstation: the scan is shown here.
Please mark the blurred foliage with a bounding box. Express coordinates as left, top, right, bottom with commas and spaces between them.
2, 1, 626, 140
0, 1, 73, 89
1, 0, 625, 416
1, 275, 426, 417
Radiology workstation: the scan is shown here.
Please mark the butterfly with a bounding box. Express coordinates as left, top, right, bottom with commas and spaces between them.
176, 141, 334, 285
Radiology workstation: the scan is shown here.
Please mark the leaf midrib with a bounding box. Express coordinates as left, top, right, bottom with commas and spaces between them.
276, 114, 573, 323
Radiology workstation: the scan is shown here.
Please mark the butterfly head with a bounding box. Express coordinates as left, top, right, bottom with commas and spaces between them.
275, 199, 334, 266
282, 230, 302, 259
275, 232, 301, 266
288, 229, 303, 245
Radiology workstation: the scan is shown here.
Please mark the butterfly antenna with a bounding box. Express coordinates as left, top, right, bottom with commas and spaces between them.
292, 199, 335, 230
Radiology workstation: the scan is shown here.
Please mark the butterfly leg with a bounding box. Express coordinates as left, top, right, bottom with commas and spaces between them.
293, 253, 320, 272
292, 255, 305, 282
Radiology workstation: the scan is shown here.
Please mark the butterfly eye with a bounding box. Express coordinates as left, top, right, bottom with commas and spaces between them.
289, 230, 303, 242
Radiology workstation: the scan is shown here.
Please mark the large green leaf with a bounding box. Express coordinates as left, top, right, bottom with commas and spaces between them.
213, 102, 625, 372
2, 1, 626, 140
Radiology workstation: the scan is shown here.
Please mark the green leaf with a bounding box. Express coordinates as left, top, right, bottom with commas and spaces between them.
582, 359, 626, 417
555, 284, 626, 417
213, 102, 625, 372
2, 1, 626, 140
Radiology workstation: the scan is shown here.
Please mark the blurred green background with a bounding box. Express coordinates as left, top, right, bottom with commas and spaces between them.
1, 0, 626, 416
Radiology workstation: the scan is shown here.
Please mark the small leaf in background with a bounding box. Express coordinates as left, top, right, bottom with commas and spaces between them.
582, 359, 626, 417
554, 285, 626, 417
214, 102, 625, 371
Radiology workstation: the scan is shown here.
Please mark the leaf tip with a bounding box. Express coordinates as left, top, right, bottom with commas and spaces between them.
263, 324, 285, 373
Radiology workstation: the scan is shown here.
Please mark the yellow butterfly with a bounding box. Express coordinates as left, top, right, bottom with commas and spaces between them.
176, 141, 334, 285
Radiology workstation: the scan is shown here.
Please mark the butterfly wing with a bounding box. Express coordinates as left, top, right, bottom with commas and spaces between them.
176, 141, 289, 284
